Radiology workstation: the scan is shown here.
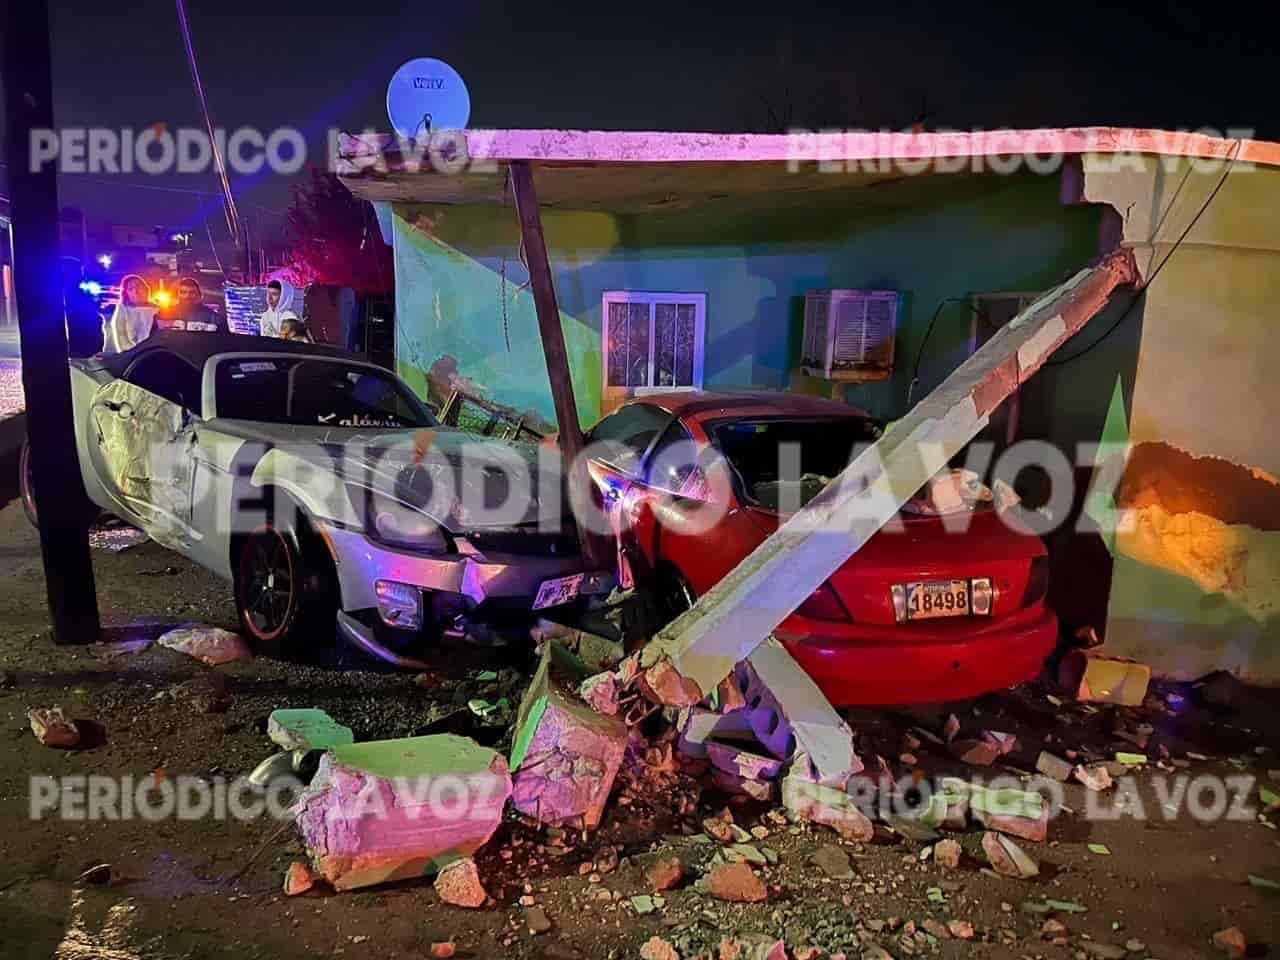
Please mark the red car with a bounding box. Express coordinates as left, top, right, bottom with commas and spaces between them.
585, 391, 1057, 706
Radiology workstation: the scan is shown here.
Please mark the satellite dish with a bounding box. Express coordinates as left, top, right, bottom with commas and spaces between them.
386, 58, 471, 141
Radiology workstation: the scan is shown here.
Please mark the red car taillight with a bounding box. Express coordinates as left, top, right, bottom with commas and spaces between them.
1022, 556, 1050, 607
795, 581, 853, 622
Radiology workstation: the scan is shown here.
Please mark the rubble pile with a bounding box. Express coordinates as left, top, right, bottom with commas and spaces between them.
262, 618, 1274, 959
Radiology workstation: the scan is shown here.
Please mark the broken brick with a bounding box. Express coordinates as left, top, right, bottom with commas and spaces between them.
969, 785, 1049, 843
950, 738, 1001, 766
640, 936, 681, 960
982, 831, 1039, 879
28, 707, 79, 748
707, 862, 768, 903
646, 856, 684, 892
934, 838, 962, 870
1074, 762, 1114, 792
1212, 927, 1247, 958
282, 861, 315, 897
434, 857, 487, 909
781, 759, 874, 841
1036, 751, 1074, 782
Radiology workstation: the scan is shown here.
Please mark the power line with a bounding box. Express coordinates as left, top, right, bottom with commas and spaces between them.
1046, 140, 1241, 368
175, 0, 242, 246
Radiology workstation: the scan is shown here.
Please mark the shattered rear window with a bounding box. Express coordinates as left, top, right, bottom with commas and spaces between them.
710, 417, 882, 510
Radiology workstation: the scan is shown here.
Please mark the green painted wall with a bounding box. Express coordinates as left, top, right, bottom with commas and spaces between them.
390, 171, 1105, 431
1082, 161, 1280, 682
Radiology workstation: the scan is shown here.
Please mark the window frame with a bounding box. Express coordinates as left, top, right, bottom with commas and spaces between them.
121, 349, 204, 414
601, 290, 707, 394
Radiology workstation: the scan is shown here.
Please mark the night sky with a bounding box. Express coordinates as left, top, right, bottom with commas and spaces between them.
6, 0, 1275, 257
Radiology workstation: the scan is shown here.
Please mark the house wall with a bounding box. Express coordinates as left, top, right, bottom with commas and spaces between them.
390, 171, 1105, 432
1083, 158, 1280, 682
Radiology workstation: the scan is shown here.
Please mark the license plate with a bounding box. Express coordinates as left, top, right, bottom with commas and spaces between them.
533, 573, 586, 610
903, 579, 971, 620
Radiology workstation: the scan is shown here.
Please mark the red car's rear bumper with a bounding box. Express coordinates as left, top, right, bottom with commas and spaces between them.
775, 604, 1058, 706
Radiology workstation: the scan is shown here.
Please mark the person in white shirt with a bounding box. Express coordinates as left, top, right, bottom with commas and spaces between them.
103, 274, 158, 354
258, 279, 299, 338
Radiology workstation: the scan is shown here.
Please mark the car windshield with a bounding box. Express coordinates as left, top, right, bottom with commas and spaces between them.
711, 417, 882, 510
214, 357, 437, 429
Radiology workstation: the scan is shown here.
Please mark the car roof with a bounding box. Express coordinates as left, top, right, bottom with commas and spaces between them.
97, 331, 357, 376
626, 390, 871, 422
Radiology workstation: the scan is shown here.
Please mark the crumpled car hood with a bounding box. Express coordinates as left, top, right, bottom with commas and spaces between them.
237, 424, 570, 533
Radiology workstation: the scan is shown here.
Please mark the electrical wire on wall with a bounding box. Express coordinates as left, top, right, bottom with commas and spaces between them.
906, 297, 983, 406
1046, 140, 1241, 368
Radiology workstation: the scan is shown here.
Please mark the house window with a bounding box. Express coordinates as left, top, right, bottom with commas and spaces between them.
602, 291, 706, 392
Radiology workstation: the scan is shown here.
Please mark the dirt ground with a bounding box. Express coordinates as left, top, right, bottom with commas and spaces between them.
0, 493, 1278, 960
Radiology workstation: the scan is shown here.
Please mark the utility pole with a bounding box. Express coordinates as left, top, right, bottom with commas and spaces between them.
3, 0, 103, 643
508, 161, 610, 571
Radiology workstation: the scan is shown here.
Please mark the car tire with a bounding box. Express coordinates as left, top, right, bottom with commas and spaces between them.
18, 439, 99, 531
234, 516, 337, 652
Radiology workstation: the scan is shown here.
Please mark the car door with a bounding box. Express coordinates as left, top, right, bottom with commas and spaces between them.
88, 349, 203, 547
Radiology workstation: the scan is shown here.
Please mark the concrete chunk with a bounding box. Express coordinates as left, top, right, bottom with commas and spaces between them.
510, 642, 627, 829
158, 623, 251, 665
781, 756, 874, 841
268, 708, 355, 752
1058, 649, 1151, 706
294, 734, 511, 892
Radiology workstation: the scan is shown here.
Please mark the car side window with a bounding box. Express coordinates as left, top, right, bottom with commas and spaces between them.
123, 351, 203, 413
643, 420, 698, 491
588, 403, 670, 474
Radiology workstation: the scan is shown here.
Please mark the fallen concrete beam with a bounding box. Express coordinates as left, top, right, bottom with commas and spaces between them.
637, 249, 1138, 702
510, 641, 627, 829
294, 734, 511, 891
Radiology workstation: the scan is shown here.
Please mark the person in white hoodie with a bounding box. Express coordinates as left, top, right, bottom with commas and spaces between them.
103, 274, 158, 354
258, 278, 299, 338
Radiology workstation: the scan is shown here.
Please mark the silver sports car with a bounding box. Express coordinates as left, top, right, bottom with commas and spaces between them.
21, 333, 595, 661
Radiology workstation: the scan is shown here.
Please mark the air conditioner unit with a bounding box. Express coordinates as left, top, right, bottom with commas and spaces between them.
801, 289, 900, 381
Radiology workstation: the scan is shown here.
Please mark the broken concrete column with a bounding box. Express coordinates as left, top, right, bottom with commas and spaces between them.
294, 734, 512, 892
741, 638, 862, 784
634, 250, 1138, 703
510, 642, 627, 829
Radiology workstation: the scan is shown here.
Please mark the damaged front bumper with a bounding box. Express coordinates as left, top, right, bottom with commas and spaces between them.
317, 519, 602, 645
